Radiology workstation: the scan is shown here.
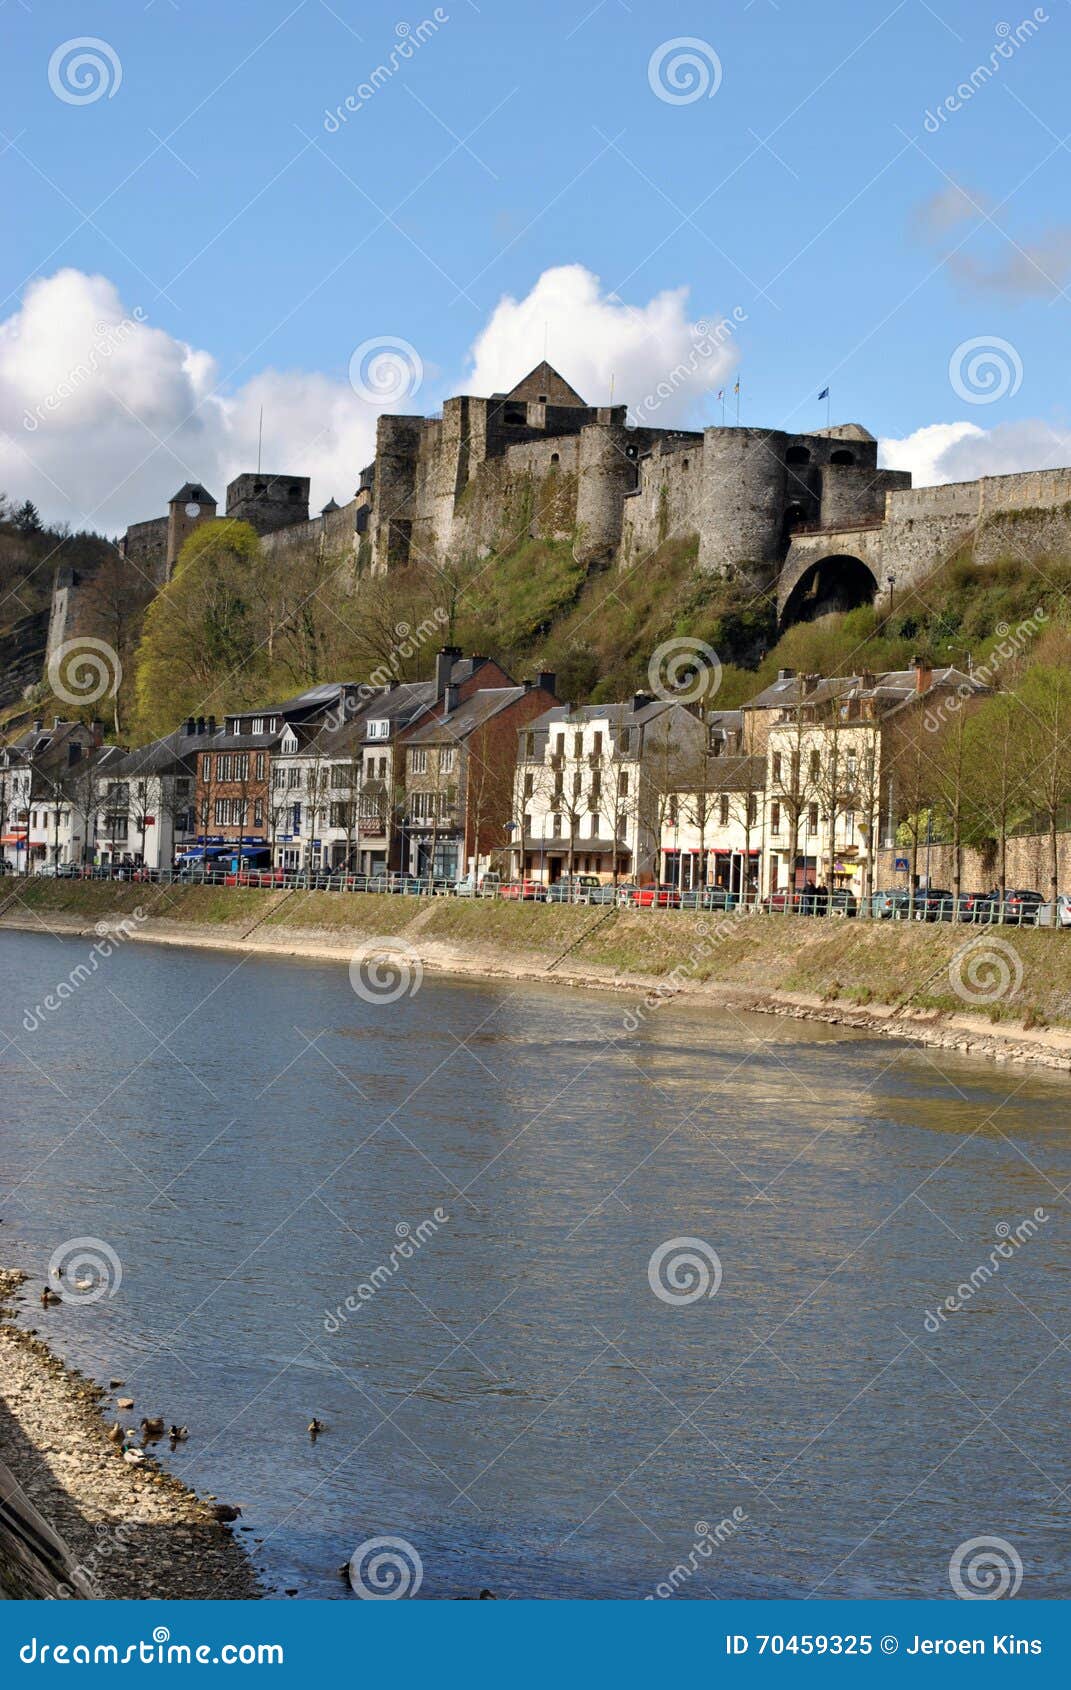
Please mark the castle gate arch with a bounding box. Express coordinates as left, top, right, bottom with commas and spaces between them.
778, 529, 883, 627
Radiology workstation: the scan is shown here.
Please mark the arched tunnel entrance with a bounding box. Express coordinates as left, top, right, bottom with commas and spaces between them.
780, 553, 878, 628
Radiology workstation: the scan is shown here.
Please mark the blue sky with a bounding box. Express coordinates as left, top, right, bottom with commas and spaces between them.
2, 0, 1070, 529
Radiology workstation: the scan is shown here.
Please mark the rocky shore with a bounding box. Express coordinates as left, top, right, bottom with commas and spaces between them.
0, 1270, 258, 1599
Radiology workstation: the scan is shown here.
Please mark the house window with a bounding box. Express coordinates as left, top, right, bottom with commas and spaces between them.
747, 793, 758, 826
251, 718, 265, 734
590, 813, 601, 836
809, 751, 820, 780
772, 752, 782, 784
572, 771, 582, 797
523, 772, 534, 798
273, 766, 284, 788
523, 812, 531, 836
719, 795, 729, 827
771, 801, 781, 835
525, 731, 535, 756
202, 755, 213, 781
573, 732, 583, 758
554, 734, 565, 757
618, 771, 629, 797
806, 803, 818, 834
591, 772, 601, 799
291, 802, 302, 833
254, 799, 264, 827
410, 749, 428, 775
593, 731, 603, 755
378, 757, 387, 779
552, 813, 563, 838
440, 747, 456, 774
288, 767, 301, 789
255, 752, 265, 780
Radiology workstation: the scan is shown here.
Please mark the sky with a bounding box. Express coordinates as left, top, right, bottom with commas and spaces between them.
1, 0, 1070, 533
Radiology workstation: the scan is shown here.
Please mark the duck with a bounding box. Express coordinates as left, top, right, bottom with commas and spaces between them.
307, 1418, 325, 1438
106, 1421, 124, 1446
40, 1287, 61, 1307
168, 1425, 188, 1442
209, 1503, 242, 1524
72, 1275, 94, 1292
139, 1416, 165, 1440
122, 1446, 146, 1465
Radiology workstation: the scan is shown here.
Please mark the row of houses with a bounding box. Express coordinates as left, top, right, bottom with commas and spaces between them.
0, 649, 982, 896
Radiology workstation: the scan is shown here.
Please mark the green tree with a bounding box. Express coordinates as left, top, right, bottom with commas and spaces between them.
134, 520, 265, 738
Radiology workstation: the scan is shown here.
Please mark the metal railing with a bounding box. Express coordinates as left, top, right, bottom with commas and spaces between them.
3, 865, 1063, 924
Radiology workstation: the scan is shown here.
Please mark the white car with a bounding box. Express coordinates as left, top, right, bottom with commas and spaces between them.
1037, 894, 1071, 928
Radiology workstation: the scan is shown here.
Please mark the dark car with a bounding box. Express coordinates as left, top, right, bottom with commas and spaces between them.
1002, 889, 1044, 926
956, 891, 992, 923
678, 885, 734, 912
914, 888, 955, 921
546, 875, 601, 905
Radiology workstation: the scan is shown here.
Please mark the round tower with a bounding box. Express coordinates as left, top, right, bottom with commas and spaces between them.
574, 423, 638, 568
698, 427, 789, 587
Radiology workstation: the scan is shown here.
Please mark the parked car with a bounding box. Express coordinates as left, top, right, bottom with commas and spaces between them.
762, 889, 801, 913
871, 889, 914, 919
956, 890, 992, 923
545, 874, 601, 904
610, 882, 641, 906
1037, 894, 1071, 928
588, 881, 623, 905
454, 872, 501, 898
499, 879, 545, 901
1001, 889, 1044, 925
913, 887, 955, 921
677, 885, 734, 912
629, 883, 682, 909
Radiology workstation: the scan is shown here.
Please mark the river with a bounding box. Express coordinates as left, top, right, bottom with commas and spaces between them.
1, 928, 1068, 1599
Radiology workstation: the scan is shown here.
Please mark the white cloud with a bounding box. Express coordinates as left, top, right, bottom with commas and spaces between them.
464, 263, 739, 422
880, 418, 1071, 486
0, 269, 379, 536
1, 264, 742, 535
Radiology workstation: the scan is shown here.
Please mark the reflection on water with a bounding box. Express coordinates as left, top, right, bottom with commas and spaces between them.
0, 929, 1069, 1599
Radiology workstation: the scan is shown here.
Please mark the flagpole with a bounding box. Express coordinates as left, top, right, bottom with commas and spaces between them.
735, 381, 741, 425
826, 388, 831, 427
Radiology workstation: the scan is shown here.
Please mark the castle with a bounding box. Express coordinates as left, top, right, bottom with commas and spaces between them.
44, 360, 1071, 669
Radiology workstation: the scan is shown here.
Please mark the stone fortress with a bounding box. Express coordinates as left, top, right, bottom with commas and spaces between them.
45, 360, 1071, 667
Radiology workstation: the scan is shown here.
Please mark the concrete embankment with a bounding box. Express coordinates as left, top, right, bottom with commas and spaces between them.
4, 879, 1071, 1073
0, 1274, 257, 1599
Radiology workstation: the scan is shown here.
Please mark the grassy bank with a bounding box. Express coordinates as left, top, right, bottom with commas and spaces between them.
7, 877, 1071, 1035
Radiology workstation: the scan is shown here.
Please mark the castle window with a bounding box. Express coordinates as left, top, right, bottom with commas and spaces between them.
682, 458, 690, 471
538, 394, 547, 403
830, 449, 855, 466
288, 484, 301, 497
626, 445, 637, 459
550, 452, 560, 465
786, 446, 810, 466
254, 481, 266, 494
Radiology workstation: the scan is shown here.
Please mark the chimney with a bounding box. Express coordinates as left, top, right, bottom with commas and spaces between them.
632, 691, 654, 713
435, 645, 462, 699
536, 670, 556, 695
207, 715, 217, 734
33, 718, 43, 732
777, 667, 796, 681
801, 673, 819, 695
912, 656, 932, 694
184, 716, 196, 736
196, 717, 206, 736
53, 715, 62, 729
443, 682, 459, 715
859, 669, 875, 690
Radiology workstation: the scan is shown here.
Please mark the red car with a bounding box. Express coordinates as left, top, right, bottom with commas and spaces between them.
630, 883, 681, 909
499, 879, 546, 901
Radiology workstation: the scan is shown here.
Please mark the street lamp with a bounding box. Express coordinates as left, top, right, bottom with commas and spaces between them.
886, 573, 895, 617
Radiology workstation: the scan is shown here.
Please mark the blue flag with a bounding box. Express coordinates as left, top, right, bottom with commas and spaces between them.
818, 387, 830, 401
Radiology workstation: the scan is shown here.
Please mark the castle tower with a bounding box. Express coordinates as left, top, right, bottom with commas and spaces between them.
166, 482, 217, 576
698, 428, 789, 585
574, 419, 637, 568
225, 473, 310, 536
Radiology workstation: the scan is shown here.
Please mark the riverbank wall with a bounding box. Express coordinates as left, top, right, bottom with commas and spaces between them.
4, 880, 1071, 1072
